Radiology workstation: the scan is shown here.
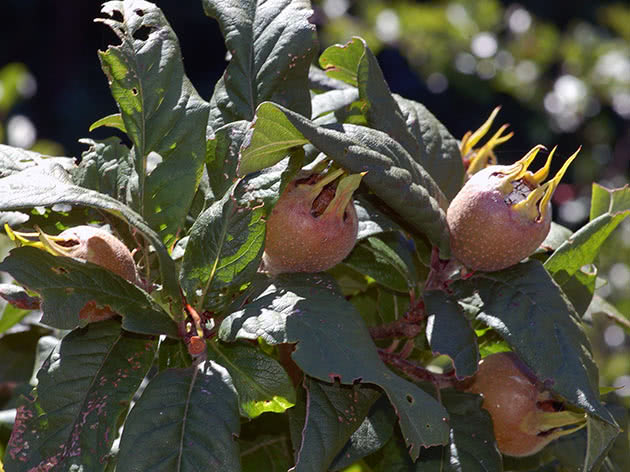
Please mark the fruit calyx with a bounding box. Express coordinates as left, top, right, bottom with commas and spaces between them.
262, 167, 364, 275
464, 352, 587, 457
460, 106, 513, 176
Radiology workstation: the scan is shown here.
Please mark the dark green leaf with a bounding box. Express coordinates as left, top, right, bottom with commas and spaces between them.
240, 434, 293, 472
239, 102, 450, 254
98, 1, 210, 247
0, 246, 177, 337
452, 261, 615, 425
0, 167, 181, 314
219, 273, 450, 460
3, 320, 155, 471
203, 0, 318, 128
71, 137, 136, 204
208, 341, 295, 418
330, 395, 396, 471
180, 182, 266, 305
117, 362, 240, 472
0, 330, 41, 384
311, 88, 360, 119
293, 377, 380, 472
308, 64, 353, 92
157, 337, 191, 371
425, 290, 479, 379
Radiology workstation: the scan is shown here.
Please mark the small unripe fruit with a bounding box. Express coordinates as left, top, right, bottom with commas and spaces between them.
465, 352, 586, 457
447, 146, 579, 271
263, 169, 362, 274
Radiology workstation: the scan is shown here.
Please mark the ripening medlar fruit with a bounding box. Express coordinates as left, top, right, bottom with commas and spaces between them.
263, 168, 363, 275
465, 352, 586, 457
8, 225, 139, 323
447, 145, 579, 272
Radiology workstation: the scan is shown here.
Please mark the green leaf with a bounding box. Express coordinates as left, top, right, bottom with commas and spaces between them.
116, 362, 241, 471
320, 37, 464, 201
0, 166, 182, 315
451, 261, 615, 425
293, 377, 380, 472
72, 137, 136, 203
219, 273, 450, 460
0, 144, 74, 178
180, 181, 266, 307
207, 121, 250, 199
3, 320, 155, 471
311, 88, 360, 119
203, 0, 318, 128
208, 341, 295, 418
97, 1, 210, 248
0, 303, 31, 336
344, 235, 416, 293
88, 113, 127, 133
365, 390, 502, 472
239, 102, 450, 255
354, 196, 403, 240
0, 330, 41, 384
424, 290, 479, 379
545, 184, 630, 284
0, 246, 177, 337
240, 434, 293, 472
329, 395, 396, 471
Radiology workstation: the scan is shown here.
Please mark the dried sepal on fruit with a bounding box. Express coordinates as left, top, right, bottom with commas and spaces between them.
464, 352, 586, 457
447, 145, 579, 272
263, 167, 364, 275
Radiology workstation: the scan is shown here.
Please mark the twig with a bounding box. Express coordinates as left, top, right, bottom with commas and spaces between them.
378, 349, 458, 389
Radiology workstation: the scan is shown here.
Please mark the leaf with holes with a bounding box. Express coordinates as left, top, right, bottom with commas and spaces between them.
2, 320, 155, 471
0, 246, 177, 337
116, 362, 240, 471
203, 0, 318, 129
97, 1, 210, 248
219, 272, 450, 460
208, 341, 296, 418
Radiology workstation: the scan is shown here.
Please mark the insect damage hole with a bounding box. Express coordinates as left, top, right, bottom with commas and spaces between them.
406, 394, 414, 404
132, 26, 152, 41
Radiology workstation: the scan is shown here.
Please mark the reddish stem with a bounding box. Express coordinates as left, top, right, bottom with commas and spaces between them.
378, 349, 458, 389
368, 299, 426, 340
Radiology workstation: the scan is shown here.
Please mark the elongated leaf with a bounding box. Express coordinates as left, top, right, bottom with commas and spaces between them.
180, 182, 266, 305
219, 273, 450, 460
354, 196, 403, 240
0, 167, 181, 314
97, 1, 210, 247
72, 137, 136, 204
239, 102, 450, 254
203, 0, 317, 129
451, 261, 615, 425
0, 246, 177, 337
293, 377, 380, 472
320, 37, 464, 200
116, 362, 240, 471
3, 320, 155, 471
88, 113, 126, 133
425, 290, 479, 379
208, 341, 295, 418
545, 184, 630, 283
